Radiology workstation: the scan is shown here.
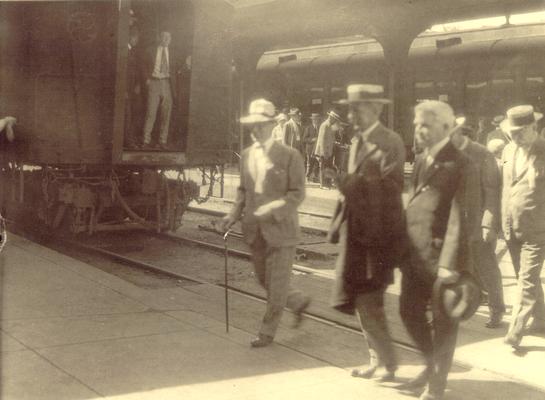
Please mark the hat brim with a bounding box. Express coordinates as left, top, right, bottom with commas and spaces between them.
240, 115, 275, 124
334, 98, 392, 105
500, 112, 543, 132
432, 273, 481, 323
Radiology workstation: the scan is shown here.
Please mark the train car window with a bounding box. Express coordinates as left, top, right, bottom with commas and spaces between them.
487, 77, 516, 117
464, 79, 488, 120
525, 76, 545, 112
414, 81, 435, 103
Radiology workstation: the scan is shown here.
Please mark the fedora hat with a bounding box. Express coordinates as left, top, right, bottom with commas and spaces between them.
240, 99, 276, 124
288, 108, 302, 116
500, 105, 543, 133
336, 84, 391, 105
432, 272, 482, 323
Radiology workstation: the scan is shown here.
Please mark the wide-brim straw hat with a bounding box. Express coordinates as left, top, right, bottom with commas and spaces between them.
335, 84, 391, 105
240, 99, 276, 124
500, 105, 543, 133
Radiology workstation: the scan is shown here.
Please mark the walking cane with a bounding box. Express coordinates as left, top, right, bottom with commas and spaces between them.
223, 229, 231, 333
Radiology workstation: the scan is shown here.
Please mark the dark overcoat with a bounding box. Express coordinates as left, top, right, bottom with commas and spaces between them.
405, 140, 471, 283
329, 123, 406, 315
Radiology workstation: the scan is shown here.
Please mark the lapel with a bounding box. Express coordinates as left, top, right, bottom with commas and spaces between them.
350, 123, 381, 173
512, 146, 530, 185
410, 140, 456, 202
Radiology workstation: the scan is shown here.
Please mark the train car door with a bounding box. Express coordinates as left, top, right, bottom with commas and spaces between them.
185, 0, 234, 166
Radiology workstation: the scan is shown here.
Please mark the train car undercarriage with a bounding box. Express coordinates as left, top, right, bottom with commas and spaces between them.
0, 163, 201, 234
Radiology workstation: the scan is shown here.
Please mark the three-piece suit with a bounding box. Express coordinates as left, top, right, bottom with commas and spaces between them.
501, 138, 545, 342
461, 138, 505, 316
329, 121, 406, 370
401, 139, 472, 397
283, 119, 303, 154
302, 123, 319, 179
141, 45, 174, 146
314, 119, 337, 187
228, 139, 309, 338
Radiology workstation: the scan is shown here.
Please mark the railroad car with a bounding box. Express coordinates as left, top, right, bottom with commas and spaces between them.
0, 0, 233, 233
255, 23, 545, 149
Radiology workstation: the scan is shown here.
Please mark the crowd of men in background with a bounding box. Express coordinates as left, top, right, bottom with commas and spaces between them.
223, 83, 545, 400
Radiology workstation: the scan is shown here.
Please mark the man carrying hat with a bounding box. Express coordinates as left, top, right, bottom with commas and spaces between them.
329, 84, 405, 382
220, 99, 311, 348
283, 108, 304, 153
450, 117, 505, 328
500, 105, 545, 348
400, 100, 473, 400
302, 113, 321, 182
315, 110, 342, 189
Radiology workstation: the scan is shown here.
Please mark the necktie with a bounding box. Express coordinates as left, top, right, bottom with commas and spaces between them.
160, 47, 169, 75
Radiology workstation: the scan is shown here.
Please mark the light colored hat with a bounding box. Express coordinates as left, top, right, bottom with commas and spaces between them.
492, 115, 505, 126
487, 138, 506, 155
432, 272, 482, 323
275, 113, 288, 122
336, 84, 391, 105
310, 113, 321, 119
240, 99, 276, 124
288, 107, 302, 116
501, 105, 543, 133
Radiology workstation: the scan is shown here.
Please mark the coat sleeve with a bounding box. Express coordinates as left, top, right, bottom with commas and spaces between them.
381, 132, 406, 191
438, 161, 469, 271
228, 152, 246, 221
257, 149, 306, 222
481, 150, 501, 231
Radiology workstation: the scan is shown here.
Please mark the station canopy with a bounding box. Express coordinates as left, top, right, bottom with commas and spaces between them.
232, 0, 545, 52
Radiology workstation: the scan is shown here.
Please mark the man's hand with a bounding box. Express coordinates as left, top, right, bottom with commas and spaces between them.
218, 216, 236, 233
437, 267, 460, 285
482, 227, 496, 243
254, 205, 273, 221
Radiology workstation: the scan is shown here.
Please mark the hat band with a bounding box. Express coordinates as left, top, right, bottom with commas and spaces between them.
510, 113, 535, 127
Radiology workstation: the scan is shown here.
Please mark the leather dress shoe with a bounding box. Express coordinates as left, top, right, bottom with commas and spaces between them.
292, 297, 311, 328
375, 368, 397, 383
250, 334, 273, 348
420, 388, 443, 400
485, 312, 504, 329
504, 334, 522, 349
395, 365, 431, 390
352, 365, 377, 379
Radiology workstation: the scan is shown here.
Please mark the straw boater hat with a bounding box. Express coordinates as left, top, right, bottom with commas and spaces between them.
275, 112, 288, 122
288, 107, 302, 116
500, 105, 543, 133
240, 99, 276, 124
336, 84, 391, 105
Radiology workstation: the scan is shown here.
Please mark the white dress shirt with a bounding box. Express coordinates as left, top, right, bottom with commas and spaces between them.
152, 46, 170, 79
250, 138, 275, 194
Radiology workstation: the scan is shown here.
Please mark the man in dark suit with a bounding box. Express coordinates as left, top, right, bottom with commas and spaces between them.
451, 120, 505, 328
500, 105, 545, 347
283, 108, 304, 154
329, 84, 405, 381
400, 100, 471, 400
141, 31, 174, 150
302, 113, 320, 181
220, 99, 311, 348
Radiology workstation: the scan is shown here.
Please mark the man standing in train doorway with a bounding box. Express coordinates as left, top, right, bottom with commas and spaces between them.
329, 84, 405, 381
220, 99, 311, 348
141, 31, 173, 150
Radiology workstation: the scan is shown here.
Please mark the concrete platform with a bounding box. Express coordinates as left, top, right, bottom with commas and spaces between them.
1, 235, 545, 399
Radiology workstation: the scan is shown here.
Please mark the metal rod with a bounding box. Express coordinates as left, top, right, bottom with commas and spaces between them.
223, 229, 231, 332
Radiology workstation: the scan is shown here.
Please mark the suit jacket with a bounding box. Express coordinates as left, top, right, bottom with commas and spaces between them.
283, 119, 303, 153
140, 45, 175, 88
501, 138, 545, 241
461, 139, 501, 241
302, 123, 319, 156
330, 122, 406, 314
314, 120, 336, 159
406, 140, 471, 283
228, 141, 305, 247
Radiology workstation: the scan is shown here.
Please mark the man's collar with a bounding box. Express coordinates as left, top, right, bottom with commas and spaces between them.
426, 135, 450, 160
358, 121, 380, 140
253, 137, 275, 152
